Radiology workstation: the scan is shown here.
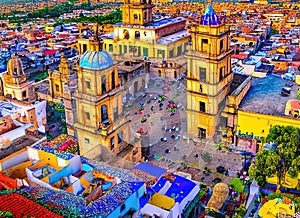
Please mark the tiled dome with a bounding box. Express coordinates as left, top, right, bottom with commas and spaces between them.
79, 50, 114, 70
200, 5, 221, 26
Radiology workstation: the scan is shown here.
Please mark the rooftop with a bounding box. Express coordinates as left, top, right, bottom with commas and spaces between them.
3, 144, 144, 217
0, 192, 63, 218
200, 5, 221, 26
0, 100, 20, 117
79, 50, 114, 70
113, 17, 186, 29
157, 30, 190, 45
239, 74, 299, 116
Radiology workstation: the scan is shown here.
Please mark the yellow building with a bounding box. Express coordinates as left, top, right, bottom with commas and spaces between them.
72, 38, 141, 161
3, 53, 36, 103
98, 0, 190, 60
263, 13, 287, 32
237, 75, 300, 138
49, 54, 69, 99
186, 5, 233, 138
48, 53, 78, 135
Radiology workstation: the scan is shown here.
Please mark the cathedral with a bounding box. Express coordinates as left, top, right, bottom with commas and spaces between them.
99, 0, 190, 60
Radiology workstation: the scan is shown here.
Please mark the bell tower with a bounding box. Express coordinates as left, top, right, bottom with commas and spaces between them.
77, 23, 103, 55
121, 0, 154, 25
186, 5, 233, 138
3, 53, 35, 103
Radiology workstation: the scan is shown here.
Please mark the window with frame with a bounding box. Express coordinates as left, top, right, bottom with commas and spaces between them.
199, 67, 206, 82
85, 112, 90, 120
202, 38, 209, 52
85, 80, 91, 89
109, 44, 113, 52
219, 66, 225, 81
202, 39, 208, 44
220, 39, 224, 53
200, 101, 206, 112
111, 136, 115, 150
157, 49, 165, 58
143, 47, 148, 57
198, 128, 206, 139
118, 131, 123, 144
113, 107, 118, 121
169, 49, 174, 58
55, 84, 59, 92
101, 105, 108, 124
83, 44, 87, 53
177, 45, 182, 56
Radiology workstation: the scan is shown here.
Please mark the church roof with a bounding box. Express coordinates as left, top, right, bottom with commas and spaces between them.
200, 5, 221, 26
79, 50, 114, 70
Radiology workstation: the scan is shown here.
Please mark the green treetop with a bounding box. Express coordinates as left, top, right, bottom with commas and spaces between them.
249, 125, 300, 187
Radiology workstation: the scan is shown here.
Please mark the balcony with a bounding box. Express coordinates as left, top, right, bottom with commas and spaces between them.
95, 119, 112, 136
117, 141, 134, 158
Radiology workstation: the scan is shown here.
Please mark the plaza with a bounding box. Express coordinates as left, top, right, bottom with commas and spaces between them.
129, 77, 245, 187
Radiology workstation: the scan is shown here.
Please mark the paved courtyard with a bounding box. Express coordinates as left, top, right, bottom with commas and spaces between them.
128, 78, 245, 187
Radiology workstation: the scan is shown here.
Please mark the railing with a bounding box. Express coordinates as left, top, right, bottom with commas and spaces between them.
117, 141, 129, 154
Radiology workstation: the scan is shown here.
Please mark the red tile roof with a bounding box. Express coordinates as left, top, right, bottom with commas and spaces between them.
0, 193, 63, 218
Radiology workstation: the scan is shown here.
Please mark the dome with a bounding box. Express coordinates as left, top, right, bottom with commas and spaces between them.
200, 5, 221, 26
79, 50, 114, 70
7, 53, 25, 76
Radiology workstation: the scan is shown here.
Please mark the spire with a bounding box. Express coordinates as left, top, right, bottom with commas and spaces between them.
200, 4, 221, 26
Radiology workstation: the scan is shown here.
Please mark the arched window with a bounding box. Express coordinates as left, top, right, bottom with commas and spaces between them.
158, 70, 162, 77
101, 104, 108, 124
123, 30, 129, 40
102, 75, 106, 94
110, 136, 115, 150
82, 44, 87, 53
135, 31, 140, 39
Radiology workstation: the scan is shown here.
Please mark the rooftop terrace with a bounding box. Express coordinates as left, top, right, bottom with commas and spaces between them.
3, 144, 145, 217
239, 74, 298, 116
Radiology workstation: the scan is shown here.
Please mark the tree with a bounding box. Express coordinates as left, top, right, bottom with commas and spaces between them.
202, 152, 212, 163
297, 89, 300, 100
229, 178, 244, 194
234, 206, 246, 218
288, 156, 300, 178
250, 125, 300, 187
249, 149, 280, 186
266, 126, 300, 180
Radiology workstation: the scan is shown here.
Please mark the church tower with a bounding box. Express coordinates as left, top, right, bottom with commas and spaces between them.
77, 23, 103, 55
48, 53, 78, 135
72, 41, 141, 161
186, 5, 233, 138
49, 53, 69, 99
3, 53, 35, 103
120, 0, 154, 26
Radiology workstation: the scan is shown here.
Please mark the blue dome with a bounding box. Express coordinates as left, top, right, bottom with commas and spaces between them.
79, 50, 114, 70
200, 5, 221, 26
